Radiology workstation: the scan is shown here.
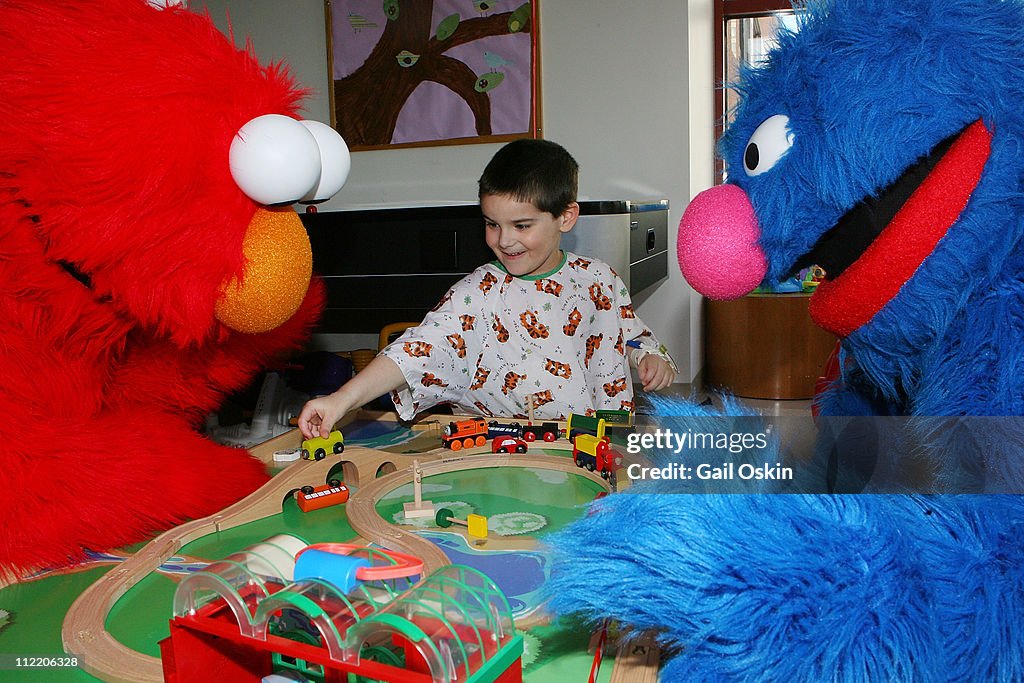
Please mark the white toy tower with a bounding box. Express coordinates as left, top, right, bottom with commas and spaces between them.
402, 459, 436, 519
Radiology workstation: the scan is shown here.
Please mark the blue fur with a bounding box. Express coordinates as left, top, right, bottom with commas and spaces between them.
634, 395, 785, 494
545, 494, 1024, 682
546, 1, 1024, 679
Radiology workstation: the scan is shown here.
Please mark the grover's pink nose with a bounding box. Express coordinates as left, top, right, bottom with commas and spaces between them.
677, 184, 767, 299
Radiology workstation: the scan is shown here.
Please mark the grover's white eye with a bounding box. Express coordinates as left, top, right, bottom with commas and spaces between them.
743, 114, 794, 177
230, 114, 320, 205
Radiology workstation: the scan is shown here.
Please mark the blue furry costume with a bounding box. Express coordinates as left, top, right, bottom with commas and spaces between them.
545, 1, 1024, 680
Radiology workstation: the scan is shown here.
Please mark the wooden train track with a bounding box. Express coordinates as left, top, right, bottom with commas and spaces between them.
59, 428, 623, 683
345, 451, 614, 631
62, 440, 345, 683
610, 631, 660, 683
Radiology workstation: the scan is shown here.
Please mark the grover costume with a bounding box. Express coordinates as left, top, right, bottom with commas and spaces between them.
546, 1, 1024, 680
0, 0, 347, 581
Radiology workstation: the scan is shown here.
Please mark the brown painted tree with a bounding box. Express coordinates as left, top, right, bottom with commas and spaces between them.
334, 3, 532, 148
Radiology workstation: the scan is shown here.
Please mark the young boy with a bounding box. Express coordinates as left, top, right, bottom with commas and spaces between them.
299, 139, 674, 439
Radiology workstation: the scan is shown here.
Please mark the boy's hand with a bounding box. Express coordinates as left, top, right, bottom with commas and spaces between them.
638, 354, 675, 392
298, 394, 347, 439
296, 354, 409, 439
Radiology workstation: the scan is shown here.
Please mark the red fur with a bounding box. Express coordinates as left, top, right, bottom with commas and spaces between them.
0, 0, 323, 580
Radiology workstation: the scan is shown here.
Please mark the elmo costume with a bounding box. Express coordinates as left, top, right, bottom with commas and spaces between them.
0, 0, 348, 581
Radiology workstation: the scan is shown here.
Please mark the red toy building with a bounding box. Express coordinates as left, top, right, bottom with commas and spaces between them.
161, 537, 523, 683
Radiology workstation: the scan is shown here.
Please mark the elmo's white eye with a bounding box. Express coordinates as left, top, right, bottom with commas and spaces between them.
743, 114, 794, 177
230, 114, 321, 205
299, 120, 351, 204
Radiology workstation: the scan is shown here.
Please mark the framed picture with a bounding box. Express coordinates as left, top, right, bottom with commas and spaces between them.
326, 0, 540, 151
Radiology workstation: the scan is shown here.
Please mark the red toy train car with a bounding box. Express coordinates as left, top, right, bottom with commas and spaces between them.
487, 420, 560, 442
492, 435, 528, 454
296, 479, 350, 513
521, 422, 560, 442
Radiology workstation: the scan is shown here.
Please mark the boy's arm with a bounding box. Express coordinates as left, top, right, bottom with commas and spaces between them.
298, 354, 407, 438
606, 267, 676, 391
303, 269, 487, 435
379, 275, 488, 418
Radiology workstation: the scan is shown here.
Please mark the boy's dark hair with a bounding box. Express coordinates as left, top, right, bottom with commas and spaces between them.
478, 139, 578, 216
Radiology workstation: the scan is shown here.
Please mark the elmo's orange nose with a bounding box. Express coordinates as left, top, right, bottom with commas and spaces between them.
215, 207, 312, 334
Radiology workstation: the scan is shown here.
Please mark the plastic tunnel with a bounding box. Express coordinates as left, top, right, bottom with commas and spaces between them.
174, 541, 521, 681
342, 564, 519, 682
425, 565, 515, 643
251, 578, 364, 662
172, 535, 308, 638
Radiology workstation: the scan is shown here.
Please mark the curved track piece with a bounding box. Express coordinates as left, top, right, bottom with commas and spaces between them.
61, 437, 611, 682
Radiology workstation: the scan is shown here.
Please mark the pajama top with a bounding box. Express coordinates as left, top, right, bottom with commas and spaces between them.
381, 251, 665, 420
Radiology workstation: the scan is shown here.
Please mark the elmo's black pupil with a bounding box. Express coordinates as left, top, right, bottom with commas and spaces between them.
745, 143, 759, 171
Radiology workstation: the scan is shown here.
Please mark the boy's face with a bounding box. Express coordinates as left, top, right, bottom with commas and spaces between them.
481, 193, 579, 278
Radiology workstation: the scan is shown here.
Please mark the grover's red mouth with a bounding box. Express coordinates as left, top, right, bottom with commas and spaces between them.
798, 120, 991, 337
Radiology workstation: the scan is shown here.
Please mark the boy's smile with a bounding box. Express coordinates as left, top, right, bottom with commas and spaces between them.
482, 193, 579, 277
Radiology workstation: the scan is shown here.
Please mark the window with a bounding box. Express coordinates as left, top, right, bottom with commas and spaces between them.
714, 0, 798, 182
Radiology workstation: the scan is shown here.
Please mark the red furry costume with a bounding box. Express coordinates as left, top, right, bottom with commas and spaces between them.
0, 1, 330, 580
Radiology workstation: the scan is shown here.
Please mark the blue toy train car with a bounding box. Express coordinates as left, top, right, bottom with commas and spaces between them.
487, 420, 522, 439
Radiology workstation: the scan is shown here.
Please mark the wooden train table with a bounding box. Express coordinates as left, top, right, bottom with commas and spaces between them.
0, 410, 657, 682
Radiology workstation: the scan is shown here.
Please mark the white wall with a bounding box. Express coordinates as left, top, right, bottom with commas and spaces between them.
538, 2, 693, 382
199, 0, 711, 383
688, 0, 715, 383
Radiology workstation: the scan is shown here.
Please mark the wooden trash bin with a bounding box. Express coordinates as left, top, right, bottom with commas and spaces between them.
705, 293, 837, 400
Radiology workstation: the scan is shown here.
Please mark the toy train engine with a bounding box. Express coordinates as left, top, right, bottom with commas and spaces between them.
521, 422, 560, 442
487, 421, 523, 439
572, 434, 621, 480
442, 418, 489, 450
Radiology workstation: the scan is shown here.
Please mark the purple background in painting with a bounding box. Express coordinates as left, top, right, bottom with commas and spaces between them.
331, 0, 532, 145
